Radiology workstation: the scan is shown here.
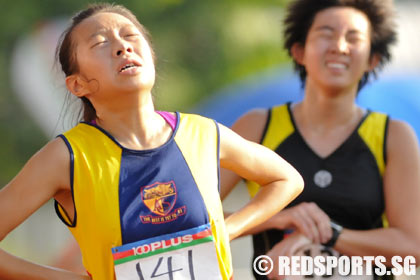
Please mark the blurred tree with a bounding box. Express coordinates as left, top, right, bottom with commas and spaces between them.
0, 0, 290, 185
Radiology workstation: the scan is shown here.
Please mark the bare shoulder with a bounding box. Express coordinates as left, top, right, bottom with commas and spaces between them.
383, 120, 420, 237
0, 137, 71, 239
387, 119, 419, 155
384, 119, 420, 188
231, 108, 269, 143
17, 137, 71, 193
37, 137, 70, 165
43, 137, 71, 188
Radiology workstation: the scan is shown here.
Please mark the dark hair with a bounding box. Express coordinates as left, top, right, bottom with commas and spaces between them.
55, 3, 154, 122
283, 0, 397, 90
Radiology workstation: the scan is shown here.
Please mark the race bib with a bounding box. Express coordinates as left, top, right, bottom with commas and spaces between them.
288, 243, 372, 279
112, 224, 222, 280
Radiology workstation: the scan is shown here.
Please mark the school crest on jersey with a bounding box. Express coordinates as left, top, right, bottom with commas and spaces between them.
141, 181, 177, 216
140, 181, 186, 224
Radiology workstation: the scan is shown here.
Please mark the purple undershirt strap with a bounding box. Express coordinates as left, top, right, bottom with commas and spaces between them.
156, 111, 177, 131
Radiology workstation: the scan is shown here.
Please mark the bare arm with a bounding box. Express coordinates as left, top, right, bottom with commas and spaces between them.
219, 122, 304, 241
220, 109, 268, 200
334, 120, 420, 263
0, 138, 89, 279
234, 202, 332, 244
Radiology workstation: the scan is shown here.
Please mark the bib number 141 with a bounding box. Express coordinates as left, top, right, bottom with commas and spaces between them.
135, 249, 195, 280
112, 224, 223, 280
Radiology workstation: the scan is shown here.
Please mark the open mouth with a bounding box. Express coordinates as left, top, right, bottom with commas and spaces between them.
326, 62, 347, 70
119, 63, 138, 73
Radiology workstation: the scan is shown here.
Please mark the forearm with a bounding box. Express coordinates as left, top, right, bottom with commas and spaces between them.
224, 211, 280, 237
225, 179, 301, 240
335, 227, 420, 265
0, 248, 89, 280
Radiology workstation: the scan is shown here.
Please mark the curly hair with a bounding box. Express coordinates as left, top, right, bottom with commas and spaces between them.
283, 0, 397, 90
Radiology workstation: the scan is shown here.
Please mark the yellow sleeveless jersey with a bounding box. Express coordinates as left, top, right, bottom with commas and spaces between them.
55, 112, 233, 280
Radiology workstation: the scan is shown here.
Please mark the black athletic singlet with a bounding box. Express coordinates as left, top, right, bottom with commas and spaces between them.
247, 103, 390, 280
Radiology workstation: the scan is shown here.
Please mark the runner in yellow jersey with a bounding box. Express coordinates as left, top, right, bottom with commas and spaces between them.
0, 3, 304, 280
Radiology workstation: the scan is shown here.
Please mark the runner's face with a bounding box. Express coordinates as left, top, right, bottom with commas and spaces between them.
300, 7, 373, 92
72, 12, 155, 96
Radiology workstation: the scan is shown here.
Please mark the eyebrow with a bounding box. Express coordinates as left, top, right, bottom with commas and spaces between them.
88, 24, 139, 39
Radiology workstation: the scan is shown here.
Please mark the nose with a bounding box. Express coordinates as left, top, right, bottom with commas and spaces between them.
330, 36, 349, 55
113, 39, 133, 57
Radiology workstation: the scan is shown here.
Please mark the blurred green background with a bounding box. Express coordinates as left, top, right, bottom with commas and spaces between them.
0, 0, 291, 186
2, 2, 420, 279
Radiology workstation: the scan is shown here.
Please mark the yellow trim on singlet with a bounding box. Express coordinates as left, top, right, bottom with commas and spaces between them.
56, 203, 72, 225
357, 111, 389, 227
247, 105, 295, 197
174, 113, 232, 280
357, 112, 387, 176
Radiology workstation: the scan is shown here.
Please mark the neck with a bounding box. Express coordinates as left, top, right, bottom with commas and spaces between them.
296, 80, 361, 130
92, 91, 171, 150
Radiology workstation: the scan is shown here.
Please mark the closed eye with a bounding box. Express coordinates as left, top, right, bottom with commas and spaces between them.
91, 41, 107, 48
347, 36, 363, 44
346, 32, 366, 44
317, 29, 334, 38
124, 34, 140, 40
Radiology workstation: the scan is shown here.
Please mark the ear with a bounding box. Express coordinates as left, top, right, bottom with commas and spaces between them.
367, 53, 381, 71
65, 74, 90, 98
291, 43, 305, 66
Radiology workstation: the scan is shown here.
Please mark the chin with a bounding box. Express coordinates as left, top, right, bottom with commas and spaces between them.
120, 78, 155, 92
322, 77, 355, 90
326, 84, 357, 95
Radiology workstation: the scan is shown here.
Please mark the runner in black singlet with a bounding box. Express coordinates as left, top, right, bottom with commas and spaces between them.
221, 0, 420, 279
